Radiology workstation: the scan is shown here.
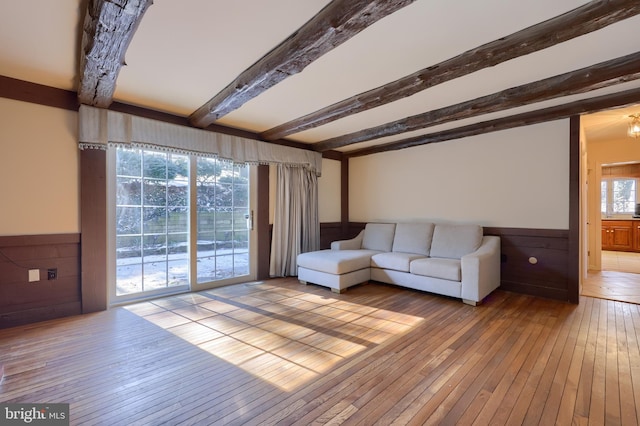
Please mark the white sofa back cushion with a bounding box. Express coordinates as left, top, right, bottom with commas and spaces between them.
392, 222, 435, 255
362, 223, 396, 252
430, 224, 483, 259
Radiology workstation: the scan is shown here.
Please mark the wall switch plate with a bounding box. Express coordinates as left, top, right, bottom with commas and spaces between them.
28, 269, 40, 282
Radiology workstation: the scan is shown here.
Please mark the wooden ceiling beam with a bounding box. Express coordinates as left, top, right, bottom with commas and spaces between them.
346, 87, 640, 158
78, 0, 152, 108
261, 0, 640, 141
188, 0, 416, 129
313, 51, 640, 151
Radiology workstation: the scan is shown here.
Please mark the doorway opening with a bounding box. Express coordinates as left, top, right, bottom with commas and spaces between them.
581, 104, 640, 305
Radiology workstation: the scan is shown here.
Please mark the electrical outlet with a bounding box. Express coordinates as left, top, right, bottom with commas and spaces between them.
47, 268, 58, 280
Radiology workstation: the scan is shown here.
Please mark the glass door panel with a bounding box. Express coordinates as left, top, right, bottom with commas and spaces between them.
114, 148, 189, 300
196, 158, 250, 285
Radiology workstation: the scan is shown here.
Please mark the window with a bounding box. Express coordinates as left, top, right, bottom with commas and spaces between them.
111, 147, 253, 303
601, 178, 637, 215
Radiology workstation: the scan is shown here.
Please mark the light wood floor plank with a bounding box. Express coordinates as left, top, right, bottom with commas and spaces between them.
402, 296, 530, 425
495, 302, 574, 424
553, 296, 592, 425
520, 298, 583, 425
253, 298, 464, 425
573, 296, 599, 423
616, 301, 638, 426
371, 295, 516, 425
626, 303, 640, 424
414, 297, 534, 425
455, 298, 546, 425
473, 302, 555, 425
588, 297, 608, 425
605, 300, 622, 424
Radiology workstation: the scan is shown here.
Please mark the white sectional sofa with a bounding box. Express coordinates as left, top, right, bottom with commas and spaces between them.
296, 222, 501, 305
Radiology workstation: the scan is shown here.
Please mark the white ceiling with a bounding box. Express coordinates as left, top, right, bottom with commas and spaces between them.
0, 0, 638, 151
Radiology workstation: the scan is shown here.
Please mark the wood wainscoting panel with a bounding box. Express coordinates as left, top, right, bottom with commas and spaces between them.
347, 222, 367, 239
320, 222, 344, 249
0, 234, 81, 328
485, 227, 571, 302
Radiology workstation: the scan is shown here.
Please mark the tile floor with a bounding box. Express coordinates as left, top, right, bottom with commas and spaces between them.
583, 250, 640, 304
601, 250, 640, 274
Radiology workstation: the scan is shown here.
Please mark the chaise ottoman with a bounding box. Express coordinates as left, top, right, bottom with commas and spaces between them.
296, 248, 381, 293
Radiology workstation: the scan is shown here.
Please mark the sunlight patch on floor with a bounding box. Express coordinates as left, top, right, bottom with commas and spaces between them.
124, 281, 424, 391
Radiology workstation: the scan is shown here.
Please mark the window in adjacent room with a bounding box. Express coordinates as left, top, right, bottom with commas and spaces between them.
601, 178, 637, 216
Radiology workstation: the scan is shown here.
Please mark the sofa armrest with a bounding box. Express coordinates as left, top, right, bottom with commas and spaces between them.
460, 236, 501, 303
331, 230, 364, 250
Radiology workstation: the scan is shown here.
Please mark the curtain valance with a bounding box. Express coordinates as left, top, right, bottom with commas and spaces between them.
78, 105, 322, 176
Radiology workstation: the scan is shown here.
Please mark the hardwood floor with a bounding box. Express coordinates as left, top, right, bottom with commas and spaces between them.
1, 278, 639, 425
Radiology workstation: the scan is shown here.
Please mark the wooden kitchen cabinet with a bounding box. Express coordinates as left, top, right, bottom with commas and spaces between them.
602, 220, 635, 251
634, 222, 640, 251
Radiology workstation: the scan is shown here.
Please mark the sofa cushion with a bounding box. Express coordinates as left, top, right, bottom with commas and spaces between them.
392, 222, 434, 255
410, 258, 461, 281
371, 252, 426, 272
297, 249, 380, 275
430, 224, 483, 259
362, 223, 396, 252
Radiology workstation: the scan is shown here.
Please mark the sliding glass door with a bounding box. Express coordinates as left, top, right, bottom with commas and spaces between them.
109, 147, 254, 304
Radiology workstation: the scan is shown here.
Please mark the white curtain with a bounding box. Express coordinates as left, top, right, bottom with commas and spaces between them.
270, 164, 320, 277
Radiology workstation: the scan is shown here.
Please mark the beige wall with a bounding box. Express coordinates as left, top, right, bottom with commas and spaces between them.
318, 158, 341, 223
0, 98, 79, 235
349, 120, 570, 229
